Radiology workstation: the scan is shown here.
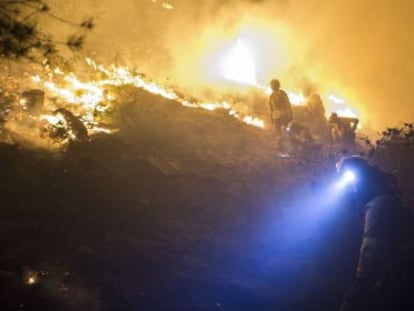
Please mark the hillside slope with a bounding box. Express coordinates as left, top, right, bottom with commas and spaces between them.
0, 89, 353, 310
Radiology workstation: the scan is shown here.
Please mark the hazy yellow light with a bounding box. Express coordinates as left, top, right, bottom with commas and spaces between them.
287, 92, 306, 106
161, 2, 173, 10
335, 107, 358, 118
219, 38, 257, 85
327, 94, 346, 105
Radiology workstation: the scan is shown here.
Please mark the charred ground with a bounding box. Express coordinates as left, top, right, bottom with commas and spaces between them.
0, 89, 412, 310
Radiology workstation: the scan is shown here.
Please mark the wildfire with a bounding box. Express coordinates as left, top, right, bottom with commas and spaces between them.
6, 36, 360, 149
32, 55, 360, 146
218, 38, 360, 124
31, 57, 265, 145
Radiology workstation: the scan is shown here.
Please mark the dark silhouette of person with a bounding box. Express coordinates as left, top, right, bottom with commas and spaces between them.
268, 79, 292, 145
337, 156, 414, 311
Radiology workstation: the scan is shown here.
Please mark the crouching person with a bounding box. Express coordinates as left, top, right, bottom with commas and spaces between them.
286, 120, 320, 158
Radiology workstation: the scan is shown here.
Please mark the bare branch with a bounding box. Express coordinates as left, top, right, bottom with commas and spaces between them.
0, 0, 95, 62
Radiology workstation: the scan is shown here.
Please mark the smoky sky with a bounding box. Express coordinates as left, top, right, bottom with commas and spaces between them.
282, 0, 414, 128
46, 0, 414, 129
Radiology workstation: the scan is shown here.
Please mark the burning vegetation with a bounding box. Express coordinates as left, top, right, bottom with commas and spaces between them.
1, 1, 414, 310
0, 46, 362, 152
0, 1, 365, 151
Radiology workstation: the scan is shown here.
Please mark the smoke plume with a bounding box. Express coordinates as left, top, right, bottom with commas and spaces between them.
45, 0, 414, 129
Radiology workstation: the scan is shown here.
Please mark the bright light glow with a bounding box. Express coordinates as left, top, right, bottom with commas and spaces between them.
287, 91, 306, 106
327, 94, 345, 105
243, 115, 265, 128
335, 170, 356, 189
324, 93, 361, 127
220, 38, 257, 85
343, 170, 356, 184
27, 277, 36, 285
40, 114, 66, 126
161, 2, 173, 10
335, 107, 359, 119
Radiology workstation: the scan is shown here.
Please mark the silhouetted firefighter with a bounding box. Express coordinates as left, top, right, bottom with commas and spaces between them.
304, 88, 331, 142
329, 112, 359, 146
268, 79, 293, 147
337, 156, 414, 311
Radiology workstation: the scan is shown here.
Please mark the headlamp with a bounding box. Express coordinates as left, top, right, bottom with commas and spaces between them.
335, 169, 357, 189
342, 170, 356, 184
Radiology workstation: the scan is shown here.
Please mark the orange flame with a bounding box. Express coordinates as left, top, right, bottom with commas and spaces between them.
32, 58, 266, 143
29, 42, 360, 149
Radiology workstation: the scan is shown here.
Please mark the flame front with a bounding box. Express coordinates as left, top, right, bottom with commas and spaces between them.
33, 57, 266, 146
25, 36, 362, 149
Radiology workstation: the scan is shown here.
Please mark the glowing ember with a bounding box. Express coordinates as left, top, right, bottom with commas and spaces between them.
220, 38, 257, 85
27, 277, 36, 285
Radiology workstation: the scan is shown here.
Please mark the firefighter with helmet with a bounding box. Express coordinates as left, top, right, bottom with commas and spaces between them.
268, 79, 293, 145
337, 156, 414, 311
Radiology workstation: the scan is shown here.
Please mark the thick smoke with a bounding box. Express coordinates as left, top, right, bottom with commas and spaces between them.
278, 0, 414, 128
45, 0, 414, 129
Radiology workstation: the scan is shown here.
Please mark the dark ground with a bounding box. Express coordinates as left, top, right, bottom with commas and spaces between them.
0, 90, 366, 310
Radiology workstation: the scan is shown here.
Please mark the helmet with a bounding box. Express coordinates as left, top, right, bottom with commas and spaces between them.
336, 155, 369, 175
335, 156, 370, 191
270, 79, 280, 90
336, 155, 401, 204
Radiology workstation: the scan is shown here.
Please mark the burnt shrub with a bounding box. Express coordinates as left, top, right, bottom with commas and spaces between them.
370, 123, 414, 209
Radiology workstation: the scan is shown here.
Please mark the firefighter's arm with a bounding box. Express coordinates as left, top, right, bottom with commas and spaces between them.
341, 238, 388, 311
357, 197, 401, 279
341, 198, 401, 311
351, 118, 359, 130
356, 237, 389, 279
